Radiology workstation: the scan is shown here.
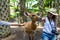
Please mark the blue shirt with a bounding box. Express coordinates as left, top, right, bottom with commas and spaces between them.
43, 17, 56, 34
0, 20, 10, 26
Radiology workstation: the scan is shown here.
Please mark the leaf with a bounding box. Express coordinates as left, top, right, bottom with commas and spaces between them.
10, 0, 16, 4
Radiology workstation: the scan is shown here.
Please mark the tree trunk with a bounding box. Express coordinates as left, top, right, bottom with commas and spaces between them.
18, 0, 27, 23
55, 0, 59, 27
38, 0, 43, 27
38, 0, 43, 17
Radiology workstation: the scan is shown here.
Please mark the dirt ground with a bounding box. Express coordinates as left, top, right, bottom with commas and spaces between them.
1, 27, 43, 40
1, 26, 60, 40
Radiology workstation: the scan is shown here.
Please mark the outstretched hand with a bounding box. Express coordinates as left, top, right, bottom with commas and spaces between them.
19, 22, 27, 26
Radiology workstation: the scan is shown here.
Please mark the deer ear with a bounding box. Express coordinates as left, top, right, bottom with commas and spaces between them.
24, 12, 30, 16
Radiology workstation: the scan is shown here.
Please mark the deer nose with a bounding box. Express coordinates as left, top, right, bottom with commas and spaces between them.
38, 17, 42, 22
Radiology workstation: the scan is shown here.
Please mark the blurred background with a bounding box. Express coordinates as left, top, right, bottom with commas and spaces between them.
0, 0, 60, 40
0, 0, 60, 25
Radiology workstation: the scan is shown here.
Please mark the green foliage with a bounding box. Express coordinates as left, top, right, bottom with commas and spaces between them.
10, 0, 39, 19
26, 0, 31, 2
10, 0, 16, 4
10, 0, 20, 18
28, 8, 39, 13
44, 0, 55, 7
10, 6, 19, 18
10, 0, 60, 19
25, 0, 39, 12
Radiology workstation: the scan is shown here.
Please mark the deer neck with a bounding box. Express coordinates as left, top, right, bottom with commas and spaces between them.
31, 20, 36, 25
31, 20, 37, 30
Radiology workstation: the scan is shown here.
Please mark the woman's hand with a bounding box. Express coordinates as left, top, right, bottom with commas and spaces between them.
19, 22, 27, 26
9, 22, 26, 26
42, 17, 45, 21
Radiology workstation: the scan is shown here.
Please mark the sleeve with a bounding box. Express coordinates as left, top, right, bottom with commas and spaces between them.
0, 20, 10, 26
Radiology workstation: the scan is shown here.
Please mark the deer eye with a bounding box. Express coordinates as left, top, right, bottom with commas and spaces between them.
32, 15, 35, 17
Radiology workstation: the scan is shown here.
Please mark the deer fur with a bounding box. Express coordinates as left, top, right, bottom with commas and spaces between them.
24, 12, 39, 34
23, 12, 39, 40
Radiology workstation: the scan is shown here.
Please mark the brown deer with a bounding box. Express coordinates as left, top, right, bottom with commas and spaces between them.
23, 12, 40, 40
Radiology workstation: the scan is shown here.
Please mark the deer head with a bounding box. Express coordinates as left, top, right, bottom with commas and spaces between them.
24, 12, 39, 22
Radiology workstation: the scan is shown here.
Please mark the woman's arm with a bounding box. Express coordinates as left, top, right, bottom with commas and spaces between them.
0, 20, 25, 26
9, 23, 25, 26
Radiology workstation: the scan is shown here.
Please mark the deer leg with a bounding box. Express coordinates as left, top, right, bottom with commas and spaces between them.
28, 34, 31, 40
31, 31, 34, 40
29, 31, 35, 40
23, 30, 26, 40
23, 31, 29, 40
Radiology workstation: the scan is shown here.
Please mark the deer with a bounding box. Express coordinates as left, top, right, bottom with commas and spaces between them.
23, 12, 41, 40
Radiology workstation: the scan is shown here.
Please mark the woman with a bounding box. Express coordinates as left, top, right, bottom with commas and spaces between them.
42, 8, 58, 40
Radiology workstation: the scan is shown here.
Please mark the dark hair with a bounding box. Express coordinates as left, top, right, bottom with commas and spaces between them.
47, 15, 56, 22
52, 15, 56, 22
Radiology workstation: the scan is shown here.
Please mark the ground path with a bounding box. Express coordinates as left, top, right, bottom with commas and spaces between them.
1, 22, 60, 40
